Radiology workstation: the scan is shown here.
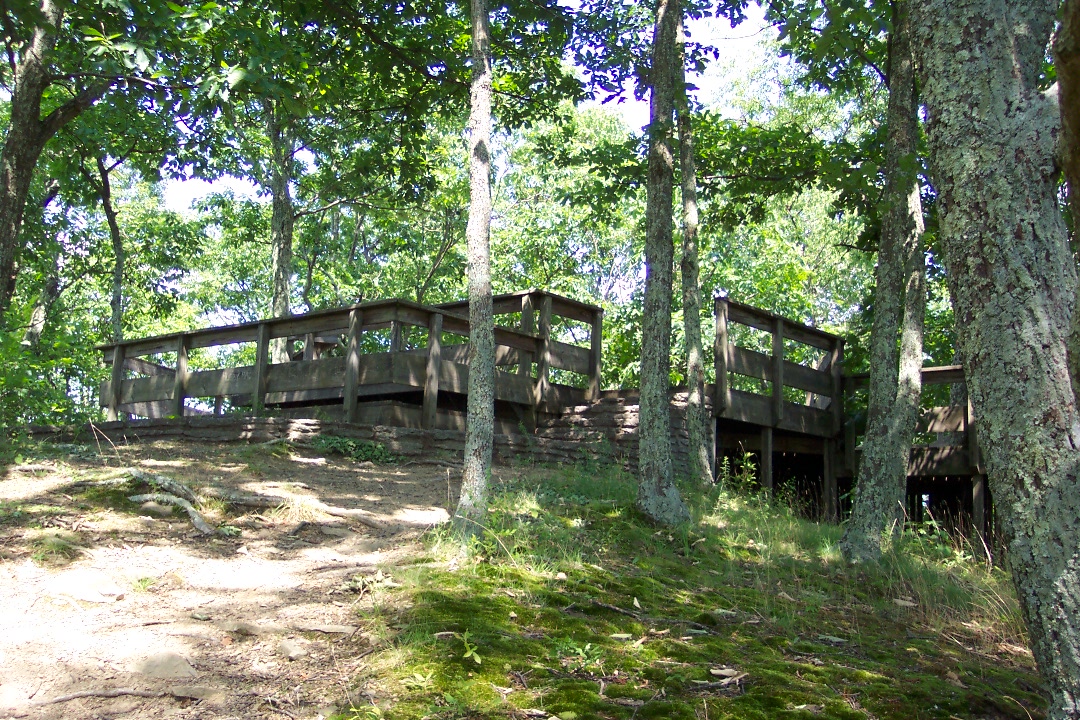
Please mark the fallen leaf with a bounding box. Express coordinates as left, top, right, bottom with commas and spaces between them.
710, 667, 741, 678
610, 633, 632, 641
945, 670, 966, 688
777, 591, 797, 602
793, 704, 823, 713
817, 635, 847, 645
893, 598, 917, 608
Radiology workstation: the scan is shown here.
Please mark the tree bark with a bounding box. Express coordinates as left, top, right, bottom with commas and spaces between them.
21, 180, 61, 349
675, 14, 711, 486
97, 158, 125, 343
637, 0, 690, 525
453, 0, 495, 539
267, 102, 296, 364
913, 1, 1080, 714
1054, 0, 1080, 400
0, 0, 106, 321
840, 0, 926, 561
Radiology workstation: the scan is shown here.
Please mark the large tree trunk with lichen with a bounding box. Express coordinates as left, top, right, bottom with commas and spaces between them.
840, 0, 925, 561
1054, 0, 1080, 401
452, 0, 495, 539
913, 1, 1080, 714
266, 104, 296, 364
637, 0, 689, 525
0, 0, 105, 321
675, 14, 711, 486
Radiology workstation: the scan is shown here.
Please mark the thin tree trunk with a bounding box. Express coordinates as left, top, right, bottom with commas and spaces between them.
913, 1, 1080, 714
453, 0, 495, 539
840, 0, 925, 561
1054, 0, 1080, 401
97, 158, 125, 343
675, 13, 711, 486
0, 0, 106, 321
21, 180, 61, 349
637, 0, 690, 525
267, 102, 296, 364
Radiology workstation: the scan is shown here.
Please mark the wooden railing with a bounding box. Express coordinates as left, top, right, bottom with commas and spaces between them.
713, 296, 845, 438
98, 290, 603, 425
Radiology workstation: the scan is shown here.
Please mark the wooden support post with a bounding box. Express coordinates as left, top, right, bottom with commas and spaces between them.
252, 323, 271, 416
344, 309, 363, 423
518, 294, 535, 377
823, 438, 837, 522
390, 319, 403, 353
214, 396, 223, 416
107, 344, 125, 422
829, 339, 844, 435
422, 312, 443, 430
587, 309, 603, 401
534, 295, 552, 410
772, 317, 784, 426
303, 332, 316, 361
972, 474, 987, 553
760, 426, 774, 495
714, 297, 730, 415
171, 334, 189, 418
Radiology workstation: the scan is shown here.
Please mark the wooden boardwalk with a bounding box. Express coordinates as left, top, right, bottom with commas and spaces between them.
97, 289, 987, 536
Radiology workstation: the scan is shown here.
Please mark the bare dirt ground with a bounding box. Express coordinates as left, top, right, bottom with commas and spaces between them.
0, 439, 462, 720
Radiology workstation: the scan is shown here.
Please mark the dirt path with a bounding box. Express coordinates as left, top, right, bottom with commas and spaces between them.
0, 439, 460, 719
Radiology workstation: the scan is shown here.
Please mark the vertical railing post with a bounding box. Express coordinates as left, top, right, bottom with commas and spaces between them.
714, 297, 729, 415
972, 474, 987, 554
303, 332, 316, 361
107, 344, 125, 422
830, 338, 844, 435
533, 295, 552, 410
518, 294, 535, 377
771, 317, 784, 426
252, 322, 270, 416
422, 312, 443, 429
587, 308, 603, 401
390, 318, 403, 353
172, 334, 189, 418
823, 438, 837, 522
344, 309, 363, 423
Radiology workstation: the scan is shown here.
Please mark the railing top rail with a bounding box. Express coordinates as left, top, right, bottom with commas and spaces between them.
434, 289, 603, 323
843, 364, 965, 388
96, 297, 544, 358
718, 296, 842, 349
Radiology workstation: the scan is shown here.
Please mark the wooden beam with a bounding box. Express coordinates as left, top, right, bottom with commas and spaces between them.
422, 313, 443, 429
171, 334, 189, 418
587, 309, 603, 401
252, 323, 271, 416
823, 438, 837, 522
772, 317, 784, 426
107, 344, 125, 422
390, 320, 403, 352
344, 309, 363, 423
972, 474, 987, 554
714, 297, 730, 415
534, 295, 552, 409
760, 426, 773, 494
303, 332, 316, 361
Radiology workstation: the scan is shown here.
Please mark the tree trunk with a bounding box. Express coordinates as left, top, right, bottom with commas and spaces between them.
675, 15, 711, 486
453, 0, 495, 539
97, 158, 125, 343
913, 1, 1080, 714
21, 180, 61, 349
637, 0, 690, 525
267, 102, 296, 364
0, 0, 105, 321
1054, 0, 1080, 401
840, 0, 925, 561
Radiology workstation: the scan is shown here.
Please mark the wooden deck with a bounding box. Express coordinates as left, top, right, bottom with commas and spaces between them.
97, 288, 987, 536
97, 290, 602, 430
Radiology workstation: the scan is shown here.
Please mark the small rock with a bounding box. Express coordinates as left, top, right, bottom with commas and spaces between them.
191, 612, 211, 621
135, 652, 198, 679
168, 685, 226, 708
278, 638, 309, 660
555, 572, 567, 581
218, 620, 263, 636
357, 461, 376, 469
141, 501, 174, 517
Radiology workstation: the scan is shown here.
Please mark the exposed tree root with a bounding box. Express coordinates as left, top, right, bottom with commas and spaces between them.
128, 493, 215, 535
32, 688, 165, 706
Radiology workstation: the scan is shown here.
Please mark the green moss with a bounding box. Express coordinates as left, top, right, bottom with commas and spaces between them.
332, 466, 1045, 720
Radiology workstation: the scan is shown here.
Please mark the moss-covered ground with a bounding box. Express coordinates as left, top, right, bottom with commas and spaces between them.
339, 463, 1042, 720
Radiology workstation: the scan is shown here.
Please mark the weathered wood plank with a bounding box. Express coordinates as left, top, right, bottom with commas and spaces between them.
715, 297, 730, 415
917, 405, 966, 433
172, 335, 189, 417
535, 295, 552, 408
108, 345, 125, 422
344, 309, 362, 422
124, 357, 174, 377
252, 323, 271, 416
548, 340, 591, 375
727, 301, 837, 350
588, 310, 603, 400
772, 317, 784, 426
519, 294, 535, 377
186, 366, 257, 399
266, 357, 347, 394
